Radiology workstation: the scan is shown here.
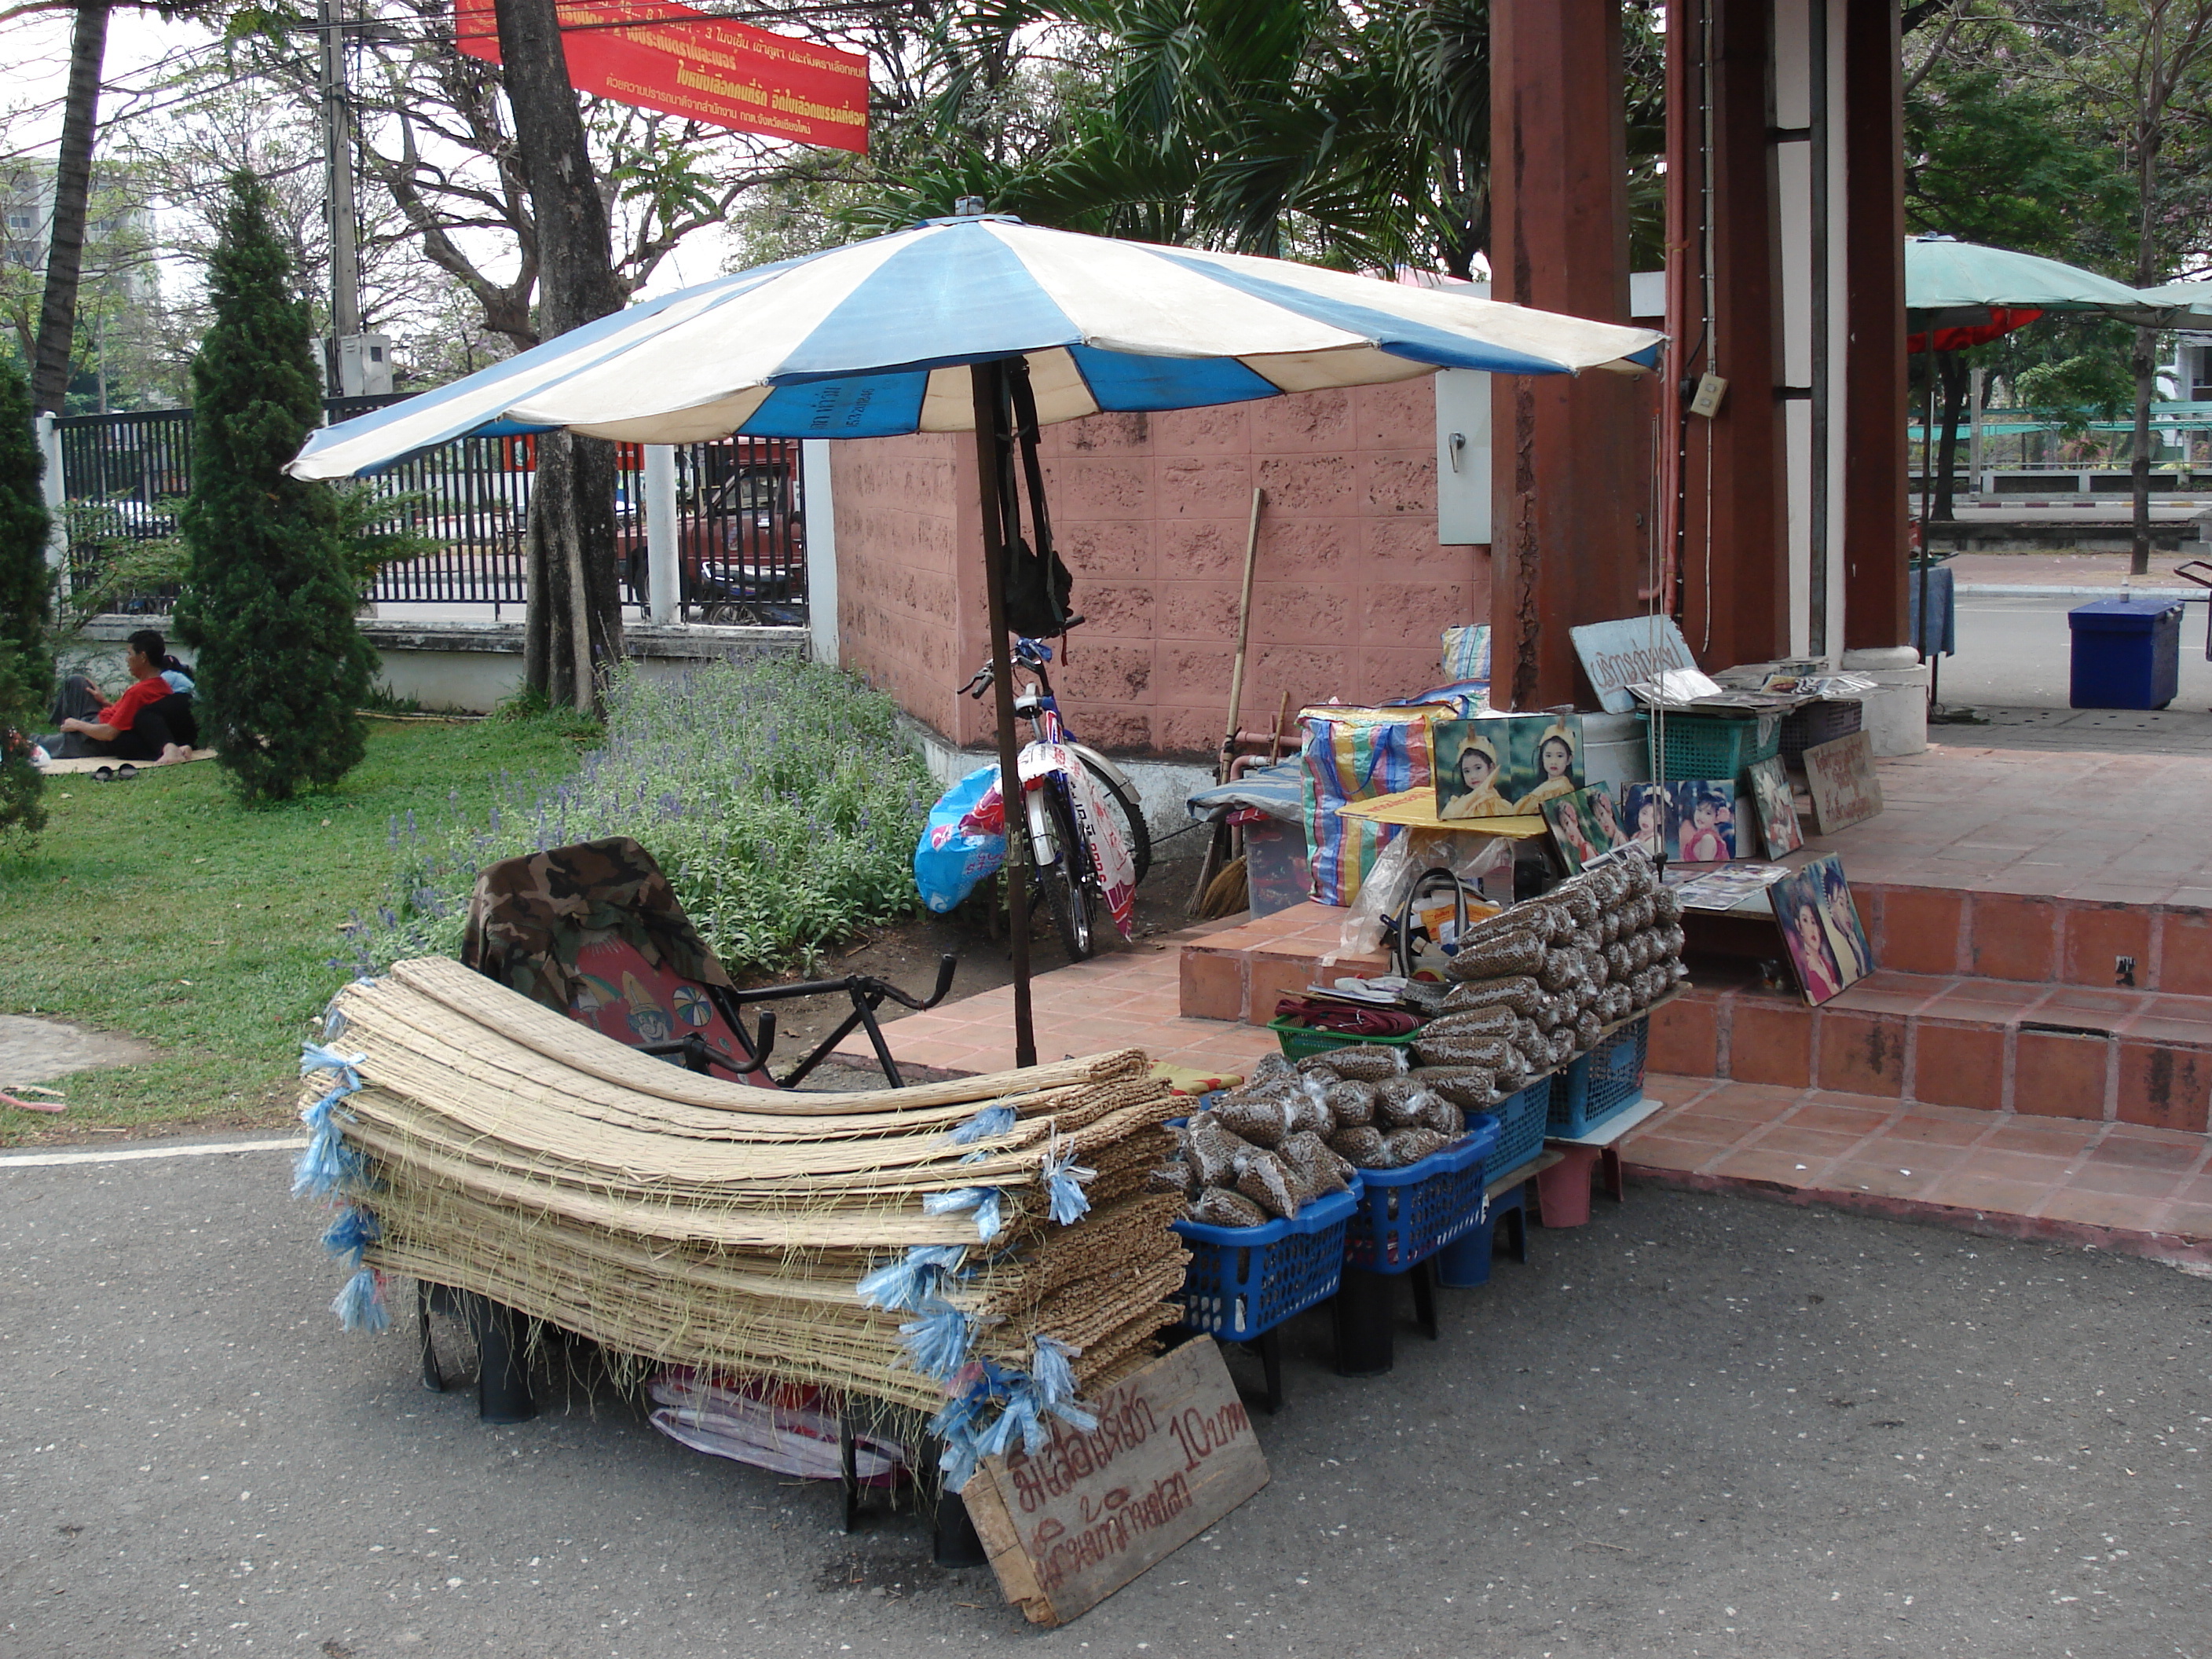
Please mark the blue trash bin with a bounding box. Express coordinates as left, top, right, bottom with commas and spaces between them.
2069, 598, 2181, 710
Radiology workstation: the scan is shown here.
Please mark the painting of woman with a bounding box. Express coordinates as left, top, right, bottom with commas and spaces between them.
1438, 729, 1514, 819
1510, 720, 1580, 813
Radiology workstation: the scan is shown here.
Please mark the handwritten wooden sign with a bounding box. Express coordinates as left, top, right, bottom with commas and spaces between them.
959, 1340, 1270, 1626
1803, 730, 1884, 834
1569, 614, 1698, 713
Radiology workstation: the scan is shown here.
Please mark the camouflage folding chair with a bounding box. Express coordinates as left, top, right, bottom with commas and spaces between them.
460, 835, 955, 1090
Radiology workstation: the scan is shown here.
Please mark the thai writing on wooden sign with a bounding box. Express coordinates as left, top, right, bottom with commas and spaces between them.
1569, 615, 1698, 713
1803, 730, 1884, 834
961, 1340, 1269, 1626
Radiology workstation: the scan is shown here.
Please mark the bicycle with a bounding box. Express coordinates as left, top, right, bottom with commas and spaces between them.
959, 637, 1154, 961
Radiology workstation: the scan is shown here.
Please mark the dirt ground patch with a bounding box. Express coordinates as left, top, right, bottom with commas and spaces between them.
0, 1014, 159, 1087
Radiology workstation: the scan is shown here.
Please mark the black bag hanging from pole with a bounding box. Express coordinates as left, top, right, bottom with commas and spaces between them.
998, 359, 1077, 638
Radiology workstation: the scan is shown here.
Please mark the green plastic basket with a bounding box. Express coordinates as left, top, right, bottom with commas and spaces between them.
1266, 1018, 1426, 1063
1643, 711, 1781, 782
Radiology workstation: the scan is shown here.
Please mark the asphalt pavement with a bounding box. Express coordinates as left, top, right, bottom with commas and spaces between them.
4, 1136, 2208, 1659
1940, 593, 2212, 749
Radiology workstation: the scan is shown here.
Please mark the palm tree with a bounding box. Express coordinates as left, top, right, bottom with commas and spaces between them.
847, 0, 1496, 276
31, 0, 110, 414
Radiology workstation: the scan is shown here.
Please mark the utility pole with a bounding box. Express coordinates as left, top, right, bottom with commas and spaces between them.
319, 0, 361, 394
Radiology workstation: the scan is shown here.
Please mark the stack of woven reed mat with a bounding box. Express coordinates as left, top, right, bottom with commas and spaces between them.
302, 957, 1188, 1478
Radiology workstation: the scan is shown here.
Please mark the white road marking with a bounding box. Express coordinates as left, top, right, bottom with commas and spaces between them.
0, 1137, 307, 1170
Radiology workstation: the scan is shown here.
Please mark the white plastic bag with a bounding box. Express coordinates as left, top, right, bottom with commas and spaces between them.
1337, 830, 1514, 959
646, 1368, 905, 1483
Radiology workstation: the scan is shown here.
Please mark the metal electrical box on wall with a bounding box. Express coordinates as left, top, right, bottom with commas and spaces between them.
334, 333, 394, 397
1434, 368, 1492, 544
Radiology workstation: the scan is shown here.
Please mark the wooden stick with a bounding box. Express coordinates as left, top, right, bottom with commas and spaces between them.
1218, 488, 1265, 783
1266, 690, 1293, 764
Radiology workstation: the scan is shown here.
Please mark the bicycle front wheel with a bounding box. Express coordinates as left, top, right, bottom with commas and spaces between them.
1079, 757, 1153, 887
1035, 787, 1097, 961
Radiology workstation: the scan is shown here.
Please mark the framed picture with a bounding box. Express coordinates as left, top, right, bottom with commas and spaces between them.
1432, 720, 1517, 820
1767, 854, 1876, 1005
1748, 755, 1804, 857
1505, 713, 1583, 815
1804, 730, 1884, 834
1544, 785, 1631, 874
1621, 782, 1669, 861
1542, 792, 1601, 873
1665, 778, 1738, 862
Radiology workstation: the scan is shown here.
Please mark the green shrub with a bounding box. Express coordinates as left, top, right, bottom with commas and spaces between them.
352, 656, 932, 976
174, 171, 378, 803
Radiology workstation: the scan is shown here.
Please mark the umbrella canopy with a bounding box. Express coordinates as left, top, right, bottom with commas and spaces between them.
1903, 233, 2168, 330
1906, 306, 2043, 355
291, 214, 1661, 479
295, 213, 1663, 1070
2137, 279, 2212, 321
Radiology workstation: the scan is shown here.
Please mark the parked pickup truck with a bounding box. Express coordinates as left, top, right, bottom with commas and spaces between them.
616, 465, 804, 624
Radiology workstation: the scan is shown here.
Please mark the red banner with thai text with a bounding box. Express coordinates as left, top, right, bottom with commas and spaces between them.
454, 0, 868, 153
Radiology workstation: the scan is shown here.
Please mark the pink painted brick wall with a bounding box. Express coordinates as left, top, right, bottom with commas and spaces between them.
831, 379, 1489, 759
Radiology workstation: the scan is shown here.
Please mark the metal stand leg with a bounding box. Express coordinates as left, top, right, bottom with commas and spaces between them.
418, 1280, 445, 1393
1254, 1329, 1284, 1415
839, 1415, 861, 1535
1411, 1262, 1439, 1340
932, 1491, 987, 1568
471, 1295, 538, 1426
920, 1439, 988, 1568
1332, 1269, 1396, 1376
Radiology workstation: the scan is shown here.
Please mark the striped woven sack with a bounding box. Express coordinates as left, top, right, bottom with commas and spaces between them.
1298, 704, 1449, 906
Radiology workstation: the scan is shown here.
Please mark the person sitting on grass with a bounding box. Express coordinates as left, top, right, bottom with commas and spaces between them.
44, 629, 199, 764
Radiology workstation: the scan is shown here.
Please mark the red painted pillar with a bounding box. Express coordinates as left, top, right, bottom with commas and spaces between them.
1840, 0, 1909, 650
1487, 0, 1654, 712
1662, 0, 1789, 671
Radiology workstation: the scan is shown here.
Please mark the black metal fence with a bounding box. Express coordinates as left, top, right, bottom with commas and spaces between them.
53, 403, 807, 626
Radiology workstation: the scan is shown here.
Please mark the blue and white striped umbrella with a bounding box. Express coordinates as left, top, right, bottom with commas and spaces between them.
291, 214, 1662, 478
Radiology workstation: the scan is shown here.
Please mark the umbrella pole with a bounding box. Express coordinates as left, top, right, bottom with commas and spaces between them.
969, 361, 1037, 1069
1920, 341, 1936, 711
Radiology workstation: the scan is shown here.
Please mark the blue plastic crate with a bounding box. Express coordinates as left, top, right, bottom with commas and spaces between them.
1484, 1078, 1551, 1176
2070, 597, 2182, 710
1174, 1184, 1361, 1342
1549, 1016, 1651, 1138
1342, 1115, 1503, 1274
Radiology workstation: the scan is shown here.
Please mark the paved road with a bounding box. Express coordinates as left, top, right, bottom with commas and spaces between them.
4, 1136, 2208, 1658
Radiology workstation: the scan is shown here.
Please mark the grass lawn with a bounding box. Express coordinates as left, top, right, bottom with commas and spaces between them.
0, 714, 590, 1145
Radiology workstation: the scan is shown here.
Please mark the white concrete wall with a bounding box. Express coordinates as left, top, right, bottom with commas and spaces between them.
71, 617, 808, 716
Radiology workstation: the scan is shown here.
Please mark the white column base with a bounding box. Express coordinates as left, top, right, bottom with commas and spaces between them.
1842, 648, 1928, 756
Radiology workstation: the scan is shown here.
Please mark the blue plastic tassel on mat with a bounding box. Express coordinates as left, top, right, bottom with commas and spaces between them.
293, 1044, 369, 1197
321, 1207, 381, 1269
928, 1359, 1018, 1492
331, 1269, 389, 1334
897, 1298, 974, 1379
855, 1243, 968, 1311
948, 1104, 1016, 1145
1030, 1335, 1084, 1414
921, 1185, 1005, 1241
1039, 1138, 1097, 1226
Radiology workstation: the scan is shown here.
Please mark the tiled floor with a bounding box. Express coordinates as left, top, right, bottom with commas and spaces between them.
860, 936, 2212, 1264
1809, 746, 2212, 905
862, 943, 1283, 1079
1620, 1073, 2212, 1267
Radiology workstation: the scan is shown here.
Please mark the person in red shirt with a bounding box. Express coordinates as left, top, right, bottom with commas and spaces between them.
46, 629, 197, 764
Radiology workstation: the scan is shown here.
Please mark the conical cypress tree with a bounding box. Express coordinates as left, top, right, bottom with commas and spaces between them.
175, 171, 377, 802
0, 358, 53, 850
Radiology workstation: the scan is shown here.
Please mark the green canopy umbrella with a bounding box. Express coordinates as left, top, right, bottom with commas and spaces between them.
1905, 234, 2174, 329
2123, 278, 2212, 320
1903, 236, 2189, 707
